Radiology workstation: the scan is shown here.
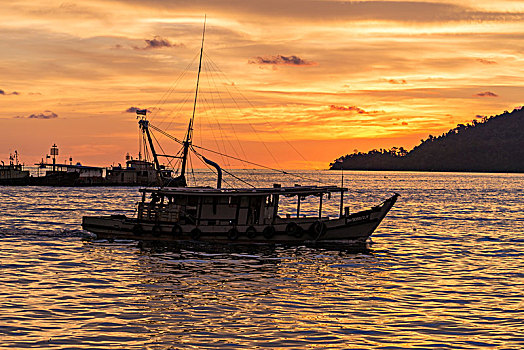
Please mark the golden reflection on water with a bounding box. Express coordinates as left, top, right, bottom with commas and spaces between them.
0, 171, 523, 348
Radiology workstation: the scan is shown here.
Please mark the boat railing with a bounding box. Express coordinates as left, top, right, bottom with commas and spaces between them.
137, 202, 180, 222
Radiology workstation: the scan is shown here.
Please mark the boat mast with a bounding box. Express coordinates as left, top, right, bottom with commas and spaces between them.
138, 116, 161, 173
180, 15, 206, 178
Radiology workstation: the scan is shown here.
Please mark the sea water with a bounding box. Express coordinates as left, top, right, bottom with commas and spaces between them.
0, 171, 523, 349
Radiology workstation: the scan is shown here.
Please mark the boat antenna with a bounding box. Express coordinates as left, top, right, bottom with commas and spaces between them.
180, 15, 206, 179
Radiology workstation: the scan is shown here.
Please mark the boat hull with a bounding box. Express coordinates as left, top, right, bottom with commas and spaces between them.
82, 194, 398, 245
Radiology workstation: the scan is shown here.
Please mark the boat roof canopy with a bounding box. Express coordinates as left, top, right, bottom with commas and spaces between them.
139, 185, 347, 197
34, 163, 104, 170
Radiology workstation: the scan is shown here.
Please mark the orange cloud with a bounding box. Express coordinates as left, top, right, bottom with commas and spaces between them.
477, 58, 497, 65
388, 79, 407, 84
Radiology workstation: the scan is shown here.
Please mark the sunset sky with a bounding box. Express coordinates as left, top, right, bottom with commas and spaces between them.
1, 0, 523, 169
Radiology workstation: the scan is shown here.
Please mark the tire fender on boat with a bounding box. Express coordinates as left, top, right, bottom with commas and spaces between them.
263, 225, 276, 239
171, 224, 182, 236
190, 227, 201, 240
152, 224, 162, 236
246, 226, 257, 239
309, 221, 327, 238
132, 223, 144, 236
228, 228, 239, 241
285, 222, 303, 238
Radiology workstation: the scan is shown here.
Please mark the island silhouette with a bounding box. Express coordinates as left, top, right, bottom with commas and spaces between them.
330, 107, 524, 173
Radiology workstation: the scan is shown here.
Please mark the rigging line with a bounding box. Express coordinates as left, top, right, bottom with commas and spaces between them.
149, 51, 200, 125
204, 58, 252, 167
191, 143, 324, 184
191, 148, 255, 188
188, 150, 196, 186
188, 15, 206, 141
150, 129, 176, 170
204, 64, 261, 185
147, 119, 324, 184
160, 84, 198, 133
138, 127, 142, 160
205, 54, 321, 176
206, 56, 283, 172
201, 61, 234, 170
171, 147, 184, 175
204, 53, 283, 171
142, 132, 150, 162
203, 61, 255, 182
203, 59, 237, 162
191, 149, 236, 188
202, 95, 236, 171
199, 85, 233, 170
149, 118, 325, 184
221, 168, 255, 188
149, 123, 184, 145
140, 131, 145, 160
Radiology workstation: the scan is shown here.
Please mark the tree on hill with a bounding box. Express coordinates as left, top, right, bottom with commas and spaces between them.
330, 107, 524, 172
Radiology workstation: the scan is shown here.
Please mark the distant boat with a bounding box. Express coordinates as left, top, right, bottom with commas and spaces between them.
105, 156, 172, 186
81, 19, 399, 246
0, 145, 168, 187
0, 151, 30, 185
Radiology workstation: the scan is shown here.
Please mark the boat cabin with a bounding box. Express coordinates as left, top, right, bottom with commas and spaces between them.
1, 151, 29, 180
106, 159, 172, 185
35, 162, 104, 178
137, 185, 347, 226
0, 163, 29, 180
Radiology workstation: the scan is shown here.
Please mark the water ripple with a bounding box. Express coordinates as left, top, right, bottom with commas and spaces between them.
0, 172, 523, 348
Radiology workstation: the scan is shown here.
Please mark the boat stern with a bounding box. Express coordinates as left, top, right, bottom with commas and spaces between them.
82, 214, 132, 238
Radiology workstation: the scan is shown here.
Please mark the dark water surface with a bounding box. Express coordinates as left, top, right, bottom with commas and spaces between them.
1, 171, 523, 349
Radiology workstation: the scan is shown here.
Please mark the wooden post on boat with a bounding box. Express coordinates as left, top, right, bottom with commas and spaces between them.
339, 162, 344, 218
318, 193, 323, 219
272, 184, 280, 224
339, 189, 344, 218
297, 195, 301, 218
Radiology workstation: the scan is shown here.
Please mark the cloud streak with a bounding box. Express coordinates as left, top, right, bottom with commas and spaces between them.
27, 111, 58, 119
475, 91, 498, 97
477, 58, 497, 65
0, 88, 20, 95
114, 0, 524, 23
387, 79, 407, 84
125, 106, 150, 113
330, 105, 380, 115
135, 36, 182, 50
249, 55, 315, 66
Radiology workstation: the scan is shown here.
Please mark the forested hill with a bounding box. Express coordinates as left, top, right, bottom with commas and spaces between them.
330, 107, 524, 173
